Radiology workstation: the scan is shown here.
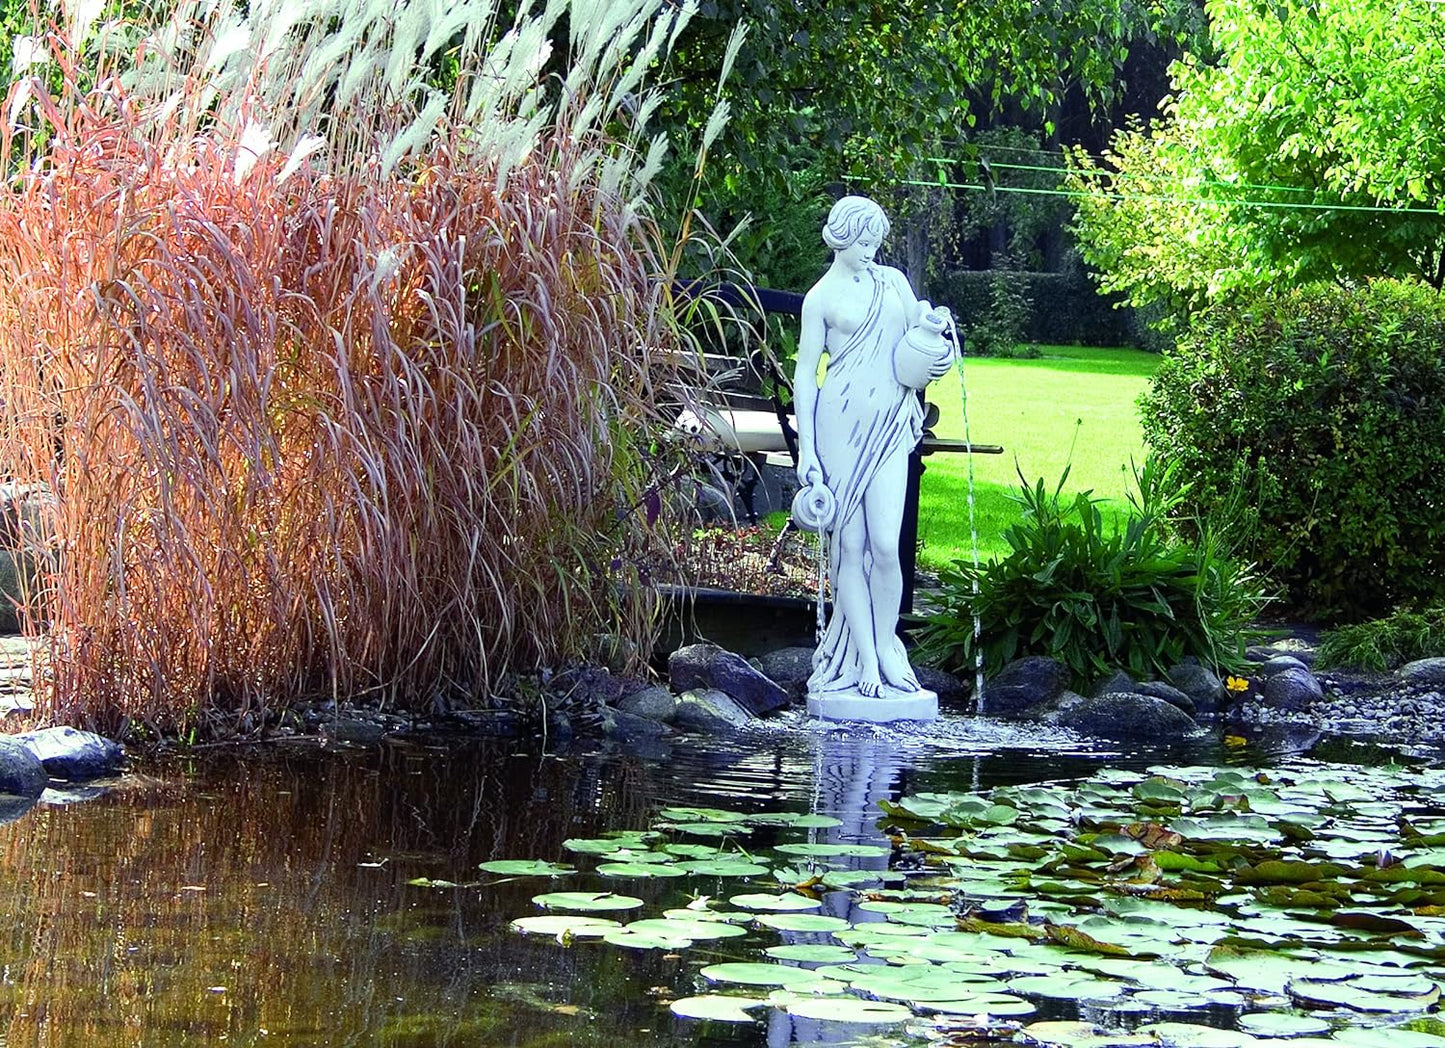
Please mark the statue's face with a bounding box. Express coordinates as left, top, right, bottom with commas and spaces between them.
836, 233, 879, 273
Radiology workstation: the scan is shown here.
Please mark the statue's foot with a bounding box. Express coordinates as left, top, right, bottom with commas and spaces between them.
880, 644, 921, 693
857, 675, 883, 699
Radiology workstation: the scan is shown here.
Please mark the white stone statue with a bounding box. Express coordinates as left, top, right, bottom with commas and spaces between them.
792, 195, 954, 722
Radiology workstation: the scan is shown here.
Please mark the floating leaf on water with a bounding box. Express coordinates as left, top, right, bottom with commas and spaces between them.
754, 913, 849, 933
728, 892, 821, 912
595, 862, 687, 879
784, 997, 911, 1023
510, 915, 620, 937
666, 822, 754, 837
477, 860, 576, 876
764, 944, 859, 964
408, 877, 472, 888
658, 806, 746, 823
773, 842, 890, 859
669, 995, 765, 1023
602, 928, 692, 950
745, 812, 844, 828
1133, 1022, 1257, 1048
663, 843, 723, 859
700, 962, 829, 988
563, 835, 655, 854
1236, 1012, 1331, 1037
662, 907, 753, 924
833, 924, 930, 946
920, 993, 1037, 1018
821, 870, 885, 888
1008, 974, 1127, 1001
1289, 978, 1440, 1012
1334, 1028, 1445, 1048
676, 859, 771, 877
624, 918, 748, 941
1019, 1020, 1152, 1048
531, 892, 644, 912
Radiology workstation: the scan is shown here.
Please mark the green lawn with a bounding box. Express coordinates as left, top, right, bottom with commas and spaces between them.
918, 345, 1159, 570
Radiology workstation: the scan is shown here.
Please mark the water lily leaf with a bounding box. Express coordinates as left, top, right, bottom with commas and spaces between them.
833, 924, 929, 945
662, 907, 753, 924
676, 859, 771, 877
979, 804, 1021, 826
1133, 1022, 1257, 1048
477, 860, 576, 876
754, 913, 849, 933
1349, 974, 1439, 995
764, 944, 859, 963
531, 892, 644, 912
784, 997, 910, 1023
773, 842, 890, 859
510, 915, 620, 937
662, 843, 723, 859
601, 928, 692, 950
408, 877, 475, 888
1236, 1012, 1331, 1037
1334, 1028, 1445, 1048
563, 835, 655, 854
821, 870, 885, 888
700, 962, 828, 988
728, 891, 821, 912
666, 822, 753, 837
1289, 978, 1439, 1012
920, 993, 1037, 1017
624, 918, 747, 941
595, 862, 687, 878
745, 812, 843, 828
669, 995, 765, 1022
658, 806, 746, 823
882, 794, 954, 821
1019, 1020, 1153, 1048
1008, 974, 1127, 1000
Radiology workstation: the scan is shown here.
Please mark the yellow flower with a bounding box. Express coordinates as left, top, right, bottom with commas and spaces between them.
1225, 675, 1250, 693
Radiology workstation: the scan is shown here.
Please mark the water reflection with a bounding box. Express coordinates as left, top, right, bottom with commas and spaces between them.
0, 718, 1116, 1048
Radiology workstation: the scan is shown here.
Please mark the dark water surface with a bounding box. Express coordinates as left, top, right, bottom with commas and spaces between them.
0, 715, 1231, 1047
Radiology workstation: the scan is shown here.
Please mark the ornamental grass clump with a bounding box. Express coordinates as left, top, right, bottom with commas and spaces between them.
914, 460, 1270, 687
0, 0, 715, 733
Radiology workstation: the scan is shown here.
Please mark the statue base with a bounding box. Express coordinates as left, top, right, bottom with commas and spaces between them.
806, 686, 938, 723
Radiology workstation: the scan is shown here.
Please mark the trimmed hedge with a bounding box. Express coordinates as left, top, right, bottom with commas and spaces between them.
1141, 279, 1445, 619
931, 268, 1142, 349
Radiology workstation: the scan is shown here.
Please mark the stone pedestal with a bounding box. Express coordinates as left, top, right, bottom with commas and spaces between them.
806, 686, 938, 723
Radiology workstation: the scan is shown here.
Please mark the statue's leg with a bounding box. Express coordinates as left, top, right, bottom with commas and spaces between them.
834, 508, 882, 697
862, 440, 918, 692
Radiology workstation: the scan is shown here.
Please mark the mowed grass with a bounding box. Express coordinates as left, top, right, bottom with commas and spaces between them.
918, 345, 1160, 570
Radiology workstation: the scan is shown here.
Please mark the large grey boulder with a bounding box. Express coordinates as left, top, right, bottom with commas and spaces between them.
600, 708, 672, 741
1041, 691, 1200, 742
1399, 658, 1445, 687
1260, 667, 1323, 712
1165, 659, 1228, 715
756, 646, 815, 701
669, 643, 788, 716
672, 688, 756, 733
1091, 670, 1136, 698
17, 727, 124, 781
0, 736, 47, 797
983, 657, 1071, 719
1135, 680, 1197, 716
616, 686, 678, 724
915, 665, 969, 707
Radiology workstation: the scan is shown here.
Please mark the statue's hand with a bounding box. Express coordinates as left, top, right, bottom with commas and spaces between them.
797, 451, 823, 488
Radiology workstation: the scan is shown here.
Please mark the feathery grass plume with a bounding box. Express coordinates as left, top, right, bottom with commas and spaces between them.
0, 0, 704, 735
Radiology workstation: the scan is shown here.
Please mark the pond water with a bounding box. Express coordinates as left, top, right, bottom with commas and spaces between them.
0, 715, 1434, 1048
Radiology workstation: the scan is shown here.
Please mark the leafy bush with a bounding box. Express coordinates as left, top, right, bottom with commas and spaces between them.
1141, 279, 1445, 619
0, 0, 705, 733
913, 461, 1268, 686
1317, 604, 1445, 671
932, 265, 1138, 349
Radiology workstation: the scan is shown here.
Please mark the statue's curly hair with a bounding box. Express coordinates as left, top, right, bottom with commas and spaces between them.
822, 195, 889, 251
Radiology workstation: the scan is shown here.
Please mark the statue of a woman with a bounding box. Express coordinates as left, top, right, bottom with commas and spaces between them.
793, 196, 954, 715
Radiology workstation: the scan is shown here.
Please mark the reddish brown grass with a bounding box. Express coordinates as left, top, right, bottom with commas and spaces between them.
0, 4, 699, 734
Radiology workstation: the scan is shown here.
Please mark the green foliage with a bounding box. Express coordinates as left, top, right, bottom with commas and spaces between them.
1141, 279, 1445, 619
914, 460, 1267, 686
1069, 0, 1445, 319
968, 255, 1035, 358
933, 266, 1137, 349
1317, 604, 1445, 672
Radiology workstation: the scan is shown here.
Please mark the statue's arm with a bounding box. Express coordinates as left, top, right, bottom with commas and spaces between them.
793, 292, 826, 486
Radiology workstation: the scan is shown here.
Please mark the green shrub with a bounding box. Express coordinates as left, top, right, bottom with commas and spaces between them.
913, 460, 1269, 687
1141, 279, 1445, 619
932, 264, 1139, 349
1317, 604, 1445, 671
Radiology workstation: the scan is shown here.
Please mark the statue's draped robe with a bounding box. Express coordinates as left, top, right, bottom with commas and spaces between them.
807, 273, 923, 696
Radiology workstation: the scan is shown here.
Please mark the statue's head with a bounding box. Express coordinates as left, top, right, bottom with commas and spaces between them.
822, 196, 889, 252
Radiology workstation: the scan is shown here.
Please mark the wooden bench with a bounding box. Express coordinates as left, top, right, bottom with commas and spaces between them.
672, 282, 1003, 612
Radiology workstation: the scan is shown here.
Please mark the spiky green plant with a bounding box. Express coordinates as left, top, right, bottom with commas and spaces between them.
0, 0, 725, 733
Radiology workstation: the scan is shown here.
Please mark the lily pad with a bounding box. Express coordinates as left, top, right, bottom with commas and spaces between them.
531, 892, 644, 912
601, 928, 692, 950
754, 913, 850, 933
676, 859, 771, 877
594, 861, 688, 878
624, 918, 748, 941
477, 859, 576, 876
563, 835, 656, 854
700, 963, 829, 988
510, 915, 620, 937
728, 891, 821, 912
784, 997, 911, 1023
921, 993, 1038, 1017
1236, 1013, 1331, 1037
745, 812, 844, 828
669, 995, 765, 1022
773, 842, 890, 859
658, 806, 746, 823
764, 944, 860, 964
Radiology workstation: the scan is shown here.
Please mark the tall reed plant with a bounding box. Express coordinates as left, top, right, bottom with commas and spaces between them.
0, 0, 723, 733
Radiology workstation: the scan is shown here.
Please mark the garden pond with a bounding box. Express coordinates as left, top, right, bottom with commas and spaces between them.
5, 714, 1445, 1048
